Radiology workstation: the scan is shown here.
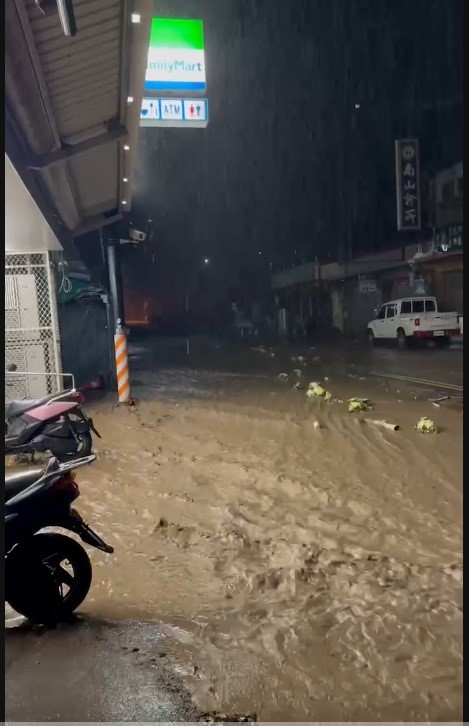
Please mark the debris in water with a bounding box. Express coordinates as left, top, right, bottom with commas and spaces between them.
430, 395, 450, 407
297, 355, 305, 362
278, 372, 289, 380
364, 418, 400, 432
312, 355, 321, 362
313, 420, 321, 429
292, 368, 303, 377
200, 713, 257, 722
348, 398, 373, 413
292, 382, 304, 391
306, 382, 332, 401
416, 417, 438, 434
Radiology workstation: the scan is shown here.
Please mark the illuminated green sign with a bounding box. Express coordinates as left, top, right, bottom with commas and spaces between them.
145, 18, 206, 92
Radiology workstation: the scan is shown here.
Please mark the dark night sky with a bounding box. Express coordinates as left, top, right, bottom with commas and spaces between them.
129, 0, 461, 301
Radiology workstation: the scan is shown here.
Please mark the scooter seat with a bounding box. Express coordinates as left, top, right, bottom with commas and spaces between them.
6, 390, 75, 419
5, 399, 40, 417
5, 468, 44, 502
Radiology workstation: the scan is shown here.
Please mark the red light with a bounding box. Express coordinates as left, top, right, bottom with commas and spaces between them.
50, 475, 79, 497
415, 318, 420, 327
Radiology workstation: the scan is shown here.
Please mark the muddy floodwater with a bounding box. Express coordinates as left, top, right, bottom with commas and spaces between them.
73, 344, 461, 720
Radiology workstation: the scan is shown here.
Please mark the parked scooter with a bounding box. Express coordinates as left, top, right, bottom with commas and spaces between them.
5, 454, 113, 624
5, 364, 100, 461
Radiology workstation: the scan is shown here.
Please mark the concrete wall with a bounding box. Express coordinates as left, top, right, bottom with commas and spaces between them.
57, 300, 113, 388
5, 154, 62, 253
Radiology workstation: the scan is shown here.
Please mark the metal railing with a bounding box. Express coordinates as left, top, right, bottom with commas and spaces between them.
5, 370, 76, 404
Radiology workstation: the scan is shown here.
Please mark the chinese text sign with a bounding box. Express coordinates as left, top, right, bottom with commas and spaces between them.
395, 139, 421, 231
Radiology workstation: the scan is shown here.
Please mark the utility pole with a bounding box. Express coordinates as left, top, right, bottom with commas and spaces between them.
106, 232, 125, 328
103, 227, 126, 393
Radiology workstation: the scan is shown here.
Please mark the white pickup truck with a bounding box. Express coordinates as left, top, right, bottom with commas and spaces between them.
367, 296, 460, 348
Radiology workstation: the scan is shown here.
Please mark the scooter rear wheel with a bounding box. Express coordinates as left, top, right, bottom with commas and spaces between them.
6, 533, 92, 624
62, 430, 93, 460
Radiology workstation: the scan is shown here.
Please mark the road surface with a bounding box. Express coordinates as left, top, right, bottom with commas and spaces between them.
5, 617, 198, 721
5, 335, 462, 721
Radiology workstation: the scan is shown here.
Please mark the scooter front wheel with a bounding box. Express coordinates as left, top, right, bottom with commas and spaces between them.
6, 533, 92, 624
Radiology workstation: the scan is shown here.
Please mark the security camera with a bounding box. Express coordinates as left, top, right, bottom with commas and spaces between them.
129, 229, 147, 243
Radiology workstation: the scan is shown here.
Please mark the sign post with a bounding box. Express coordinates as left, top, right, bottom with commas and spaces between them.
395, 139, 421, 231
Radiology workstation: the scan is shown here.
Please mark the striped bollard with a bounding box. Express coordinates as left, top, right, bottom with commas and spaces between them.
114, 319, 130, 403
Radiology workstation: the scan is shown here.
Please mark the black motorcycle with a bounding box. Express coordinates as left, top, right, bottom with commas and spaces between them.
5, 454, 113, 624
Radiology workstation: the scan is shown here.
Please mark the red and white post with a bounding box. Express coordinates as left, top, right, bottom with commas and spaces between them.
114, 319, 130, 403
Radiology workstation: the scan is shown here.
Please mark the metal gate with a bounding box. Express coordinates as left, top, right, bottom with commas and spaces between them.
5, 252, 62, 400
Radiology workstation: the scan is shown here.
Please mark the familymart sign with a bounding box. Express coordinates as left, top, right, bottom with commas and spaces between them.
145, 18, 206, 92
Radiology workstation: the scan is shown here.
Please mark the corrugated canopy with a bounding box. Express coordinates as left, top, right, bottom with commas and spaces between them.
5, 0, 152, 249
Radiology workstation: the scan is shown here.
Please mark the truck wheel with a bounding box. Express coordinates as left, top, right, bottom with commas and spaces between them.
367, 329, 375, 346
397, 328, 407, 349
435, 336, 450, 348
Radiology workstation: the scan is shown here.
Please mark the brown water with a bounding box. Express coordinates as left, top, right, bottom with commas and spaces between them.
74, 359, 462, 721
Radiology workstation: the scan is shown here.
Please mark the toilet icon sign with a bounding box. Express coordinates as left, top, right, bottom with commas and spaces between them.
183, 99, 208, 122
188, 104, 202, 118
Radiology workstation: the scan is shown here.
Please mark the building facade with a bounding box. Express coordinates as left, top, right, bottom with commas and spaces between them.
5, 154, 63, 399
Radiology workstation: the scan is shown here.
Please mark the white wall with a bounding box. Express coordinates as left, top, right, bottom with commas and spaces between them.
5, 154, 62, 252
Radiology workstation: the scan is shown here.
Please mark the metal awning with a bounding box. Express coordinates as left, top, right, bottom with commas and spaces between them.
5, 0, 152, 250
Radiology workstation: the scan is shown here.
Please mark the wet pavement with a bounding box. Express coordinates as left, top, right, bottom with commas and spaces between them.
5, 617, 197, 721
129, 333, 463, 392
323, 341, 463, 392
5, 336, 463, 721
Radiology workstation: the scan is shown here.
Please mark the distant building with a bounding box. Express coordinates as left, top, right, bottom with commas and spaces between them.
428, 162, 463, 230
417, 162, 463, 314
272, 162, 463, 337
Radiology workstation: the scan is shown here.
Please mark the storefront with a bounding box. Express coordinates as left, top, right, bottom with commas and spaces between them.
414, 250, 463, 315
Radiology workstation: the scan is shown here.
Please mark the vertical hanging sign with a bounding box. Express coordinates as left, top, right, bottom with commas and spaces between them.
395, 139, 421, 231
